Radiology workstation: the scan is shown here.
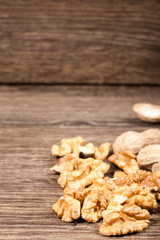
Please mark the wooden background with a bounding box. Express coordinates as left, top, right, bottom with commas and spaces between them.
0, 1, 160, 239
0, 0, 160, 84
0, 85, 160, 240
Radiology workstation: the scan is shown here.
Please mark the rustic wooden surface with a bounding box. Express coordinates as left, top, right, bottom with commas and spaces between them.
0, 85, 160, 240
0, 0, 160, 84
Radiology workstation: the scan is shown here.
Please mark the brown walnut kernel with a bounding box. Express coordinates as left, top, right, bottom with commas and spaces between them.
108, 183, 157, 211
63, 159, 110, 195
52, 195, 81, 222
113, 171, 133, 186
99, 184, 153, 236
81, 188, 108, 222
80, 178, 116, 222
94, 142, 111, 161
113, 169, 160, 200
79, 143, 95, 156
51, 137, 111, 159
51, 136, 160, 237
108, 151, 139, 175
56, 157, 110, 188
51, 142, 72, 157
51, 136, 85, 157
99, 205, 150, 236
50, 154, 77, 173
133, 170, 160, 192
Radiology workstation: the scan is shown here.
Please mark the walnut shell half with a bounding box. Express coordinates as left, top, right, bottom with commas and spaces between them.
133, 103, 160, 123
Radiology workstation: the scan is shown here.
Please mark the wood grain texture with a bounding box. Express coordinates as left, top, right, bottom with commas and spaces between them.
0, 0, 160, 84
0, 85, 160, 240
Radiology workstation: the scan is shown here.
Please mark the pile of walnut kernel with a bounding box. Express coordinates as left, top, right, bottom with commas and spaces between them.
50, 130, 160, 237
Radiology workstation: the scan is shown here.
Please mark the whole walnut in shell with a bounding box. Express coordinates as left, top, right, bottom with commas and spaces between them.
113, 129, 160, 154
113, 131, 144, 154
152, 163, 160, 173
137, 144, 160, 172
142, 129, 160, 146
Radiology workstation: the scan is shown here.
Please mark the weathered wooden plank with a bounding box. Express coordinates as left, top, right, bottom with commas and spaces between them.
0, 0, 160, 84
0, 85, 160, 126
0, 85, 160, 240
